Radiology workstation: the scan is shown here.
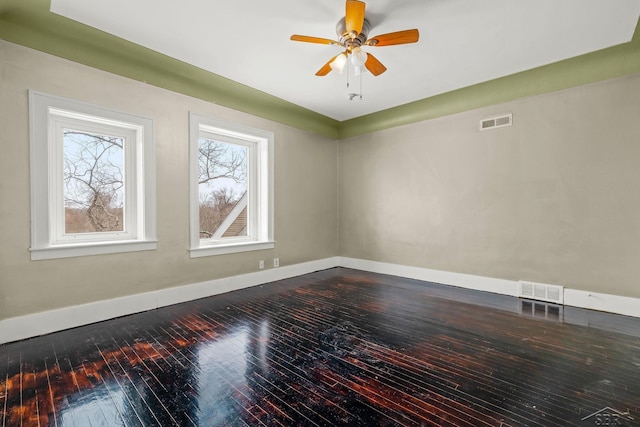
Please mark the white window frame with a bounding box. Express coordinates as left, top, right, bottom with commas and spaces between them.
189, 113, 274, 257
29, 91, 157, 260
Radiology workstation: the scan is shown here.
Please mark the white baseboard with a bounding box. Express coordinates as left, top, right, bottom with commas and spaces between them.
338, 257, 521, 297
2, 256, 639, 344
563, 288, 640, 318
0, 257, 340, 344
338, 257, 640, 319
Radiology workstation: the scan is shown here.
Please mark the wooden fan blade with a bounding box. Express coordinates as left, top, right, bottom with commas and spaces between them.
366, 29, 419, 47
364, 53, 387, 76
345, 0, 366, 36
316, 54, 341, 76
290, 35, 340, 45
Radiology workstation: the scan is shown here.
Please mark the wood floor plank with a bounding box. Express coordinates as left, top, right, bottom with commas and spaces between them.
244, 291, 517, 424
238, 298, 512, 426
1, 268, 639, 426
1, 366, 7, 427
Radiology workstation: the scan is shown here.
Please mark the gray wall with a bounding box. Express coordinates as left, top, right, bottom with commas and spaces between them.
339, 73, 640, 298
2, 38, 640, 324
0, 41, 338, 320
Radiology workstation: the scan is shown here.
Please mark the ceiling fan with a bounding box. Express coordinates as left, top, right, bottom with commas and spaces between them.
290, 0, 419, 77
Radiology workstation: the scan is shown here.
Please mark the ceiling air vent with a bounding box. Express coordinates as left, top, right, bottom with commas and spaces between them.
519, 280, 564, 304
480, 113, 512, 131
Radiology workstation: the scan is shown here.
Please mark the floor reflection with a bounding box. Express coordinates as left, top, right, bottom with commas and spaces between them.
1, 268, 639, 426
196, 327, 250, 425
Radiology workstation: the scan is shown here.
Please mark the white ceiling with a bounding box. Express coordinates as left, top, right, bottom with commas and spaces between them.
51, 0, 640, 121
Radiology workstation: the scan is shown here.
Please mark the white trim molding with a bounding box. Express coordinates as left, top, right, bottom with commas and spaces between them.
338, 257, 520, 297
0, 257, 339, 344
2, 257, 639, 344
563, 288, 640, 319
338, 257, 640, 319
28, 91, 157, 260
188, 112, 274, 258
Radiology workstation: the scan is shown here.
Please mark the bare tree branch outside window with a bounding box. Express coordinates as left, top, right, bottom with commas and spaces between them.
62, 131, 248, 237
198, 138, 248, 238
63, 129, 124, 233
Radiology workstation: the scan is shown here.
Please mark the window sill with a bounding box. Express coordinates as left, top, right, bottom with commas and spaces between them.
189, 241, 275, 258
30, 240, 158, 261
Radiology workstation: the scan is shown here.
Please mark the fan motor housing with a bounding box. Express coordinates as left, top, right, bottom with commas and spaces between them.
336, 17, 371, 48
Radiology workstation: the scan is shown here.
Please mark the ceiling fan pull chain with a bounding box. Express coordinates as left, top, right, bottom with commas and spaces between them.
346, 57, 350, 88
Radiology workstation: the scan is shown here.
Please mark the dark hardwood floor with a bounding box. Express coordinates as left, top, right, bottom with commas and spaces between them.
1, 268, 639, 426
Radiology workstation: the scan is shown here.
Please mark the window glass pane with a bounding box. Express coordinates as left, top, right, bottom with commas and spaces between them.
63, 128, 124, 233
198, 138, 248, 239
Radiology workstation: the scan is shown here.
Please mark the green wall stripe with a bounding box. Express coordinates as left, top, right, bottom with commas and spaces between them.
338, 17, 640, 139
0, 0, 340, 139
1, 0, 638, 140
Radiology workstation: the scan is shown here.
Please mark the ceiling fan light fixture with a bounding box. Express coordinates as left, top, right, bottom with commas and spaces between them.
290, 0, 420, 80
350, 47, 367, 67
330, 53, 348, 74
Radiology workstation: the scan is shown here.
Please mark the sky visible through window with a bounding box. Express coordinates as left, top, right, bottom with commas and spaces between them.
198, 138, 247, 198
63, 129, 125, 233
198, 138, 247, 238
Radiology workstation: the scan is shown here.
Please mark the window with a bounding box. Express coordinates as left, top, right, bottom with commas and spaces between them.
189, 113, 274, 257
29, 91, 156, 260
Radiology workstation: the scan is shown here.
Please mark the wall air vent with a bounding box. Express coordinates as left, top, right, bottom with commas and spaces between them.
480, 113, 512, 131
519, 280, 564, 304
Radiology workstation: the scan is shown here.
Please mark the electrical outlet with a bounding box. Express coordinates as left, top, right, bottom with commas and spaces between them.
259, 260, 264, 269
273, 258, 279, 268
